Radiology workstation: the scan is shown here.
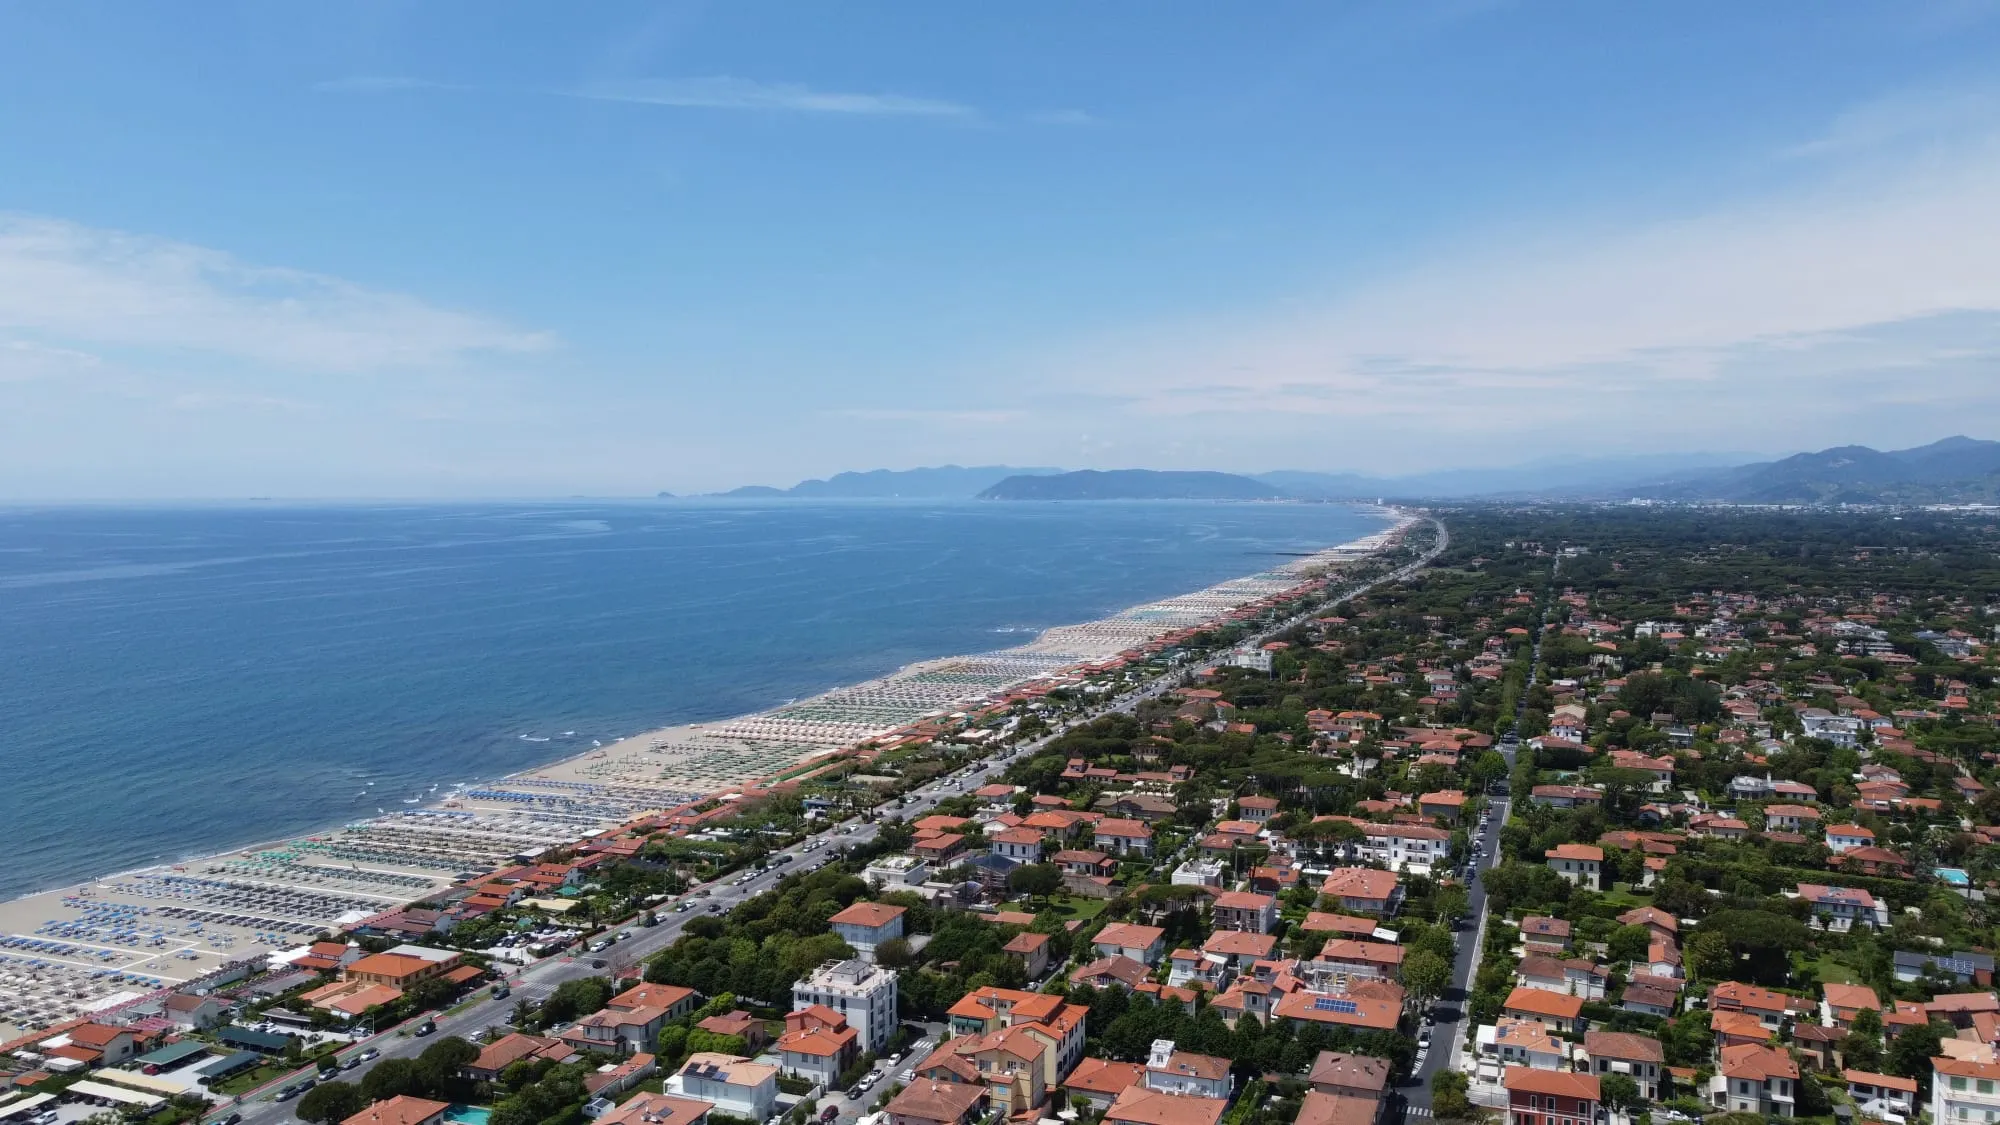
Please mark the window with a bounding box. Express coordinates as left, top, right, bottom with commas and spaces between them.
1981, 1081, 1995, 1096
1955, 1078, 1970, 1092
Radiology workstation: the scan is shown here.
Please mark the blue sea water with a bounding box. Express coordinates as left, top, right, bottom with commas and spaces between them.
0, 499, 1387, 900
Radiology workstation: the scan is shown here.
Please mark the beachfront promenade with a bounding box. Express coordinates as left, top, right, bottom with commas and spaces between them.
0, 512, 1418, 1040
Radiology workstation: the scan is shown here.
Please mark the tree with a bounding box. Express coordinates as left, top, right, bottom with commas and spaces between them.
1600, 1074, 1641, 1113
361, 1057, 422, 1102
1405, 949, 1451, 1003
1431, 1070, 1472, 1119
1889, 1020, 1945, 1085
296, 1082, 367, 1125
1607, 924, 1652, 966
876, 937, 915, 970
1683, 931, 1733, 982
1008, 864, 1064, 903
656, 1025, 689, 1065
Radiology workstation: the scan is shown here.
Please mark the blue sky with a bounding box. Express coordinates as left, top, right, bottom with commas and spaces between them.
3, 1, 2000, 496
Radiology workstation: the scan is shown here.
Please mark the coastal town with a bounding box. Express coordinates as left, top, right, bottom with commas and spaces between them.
5, 504, 2000, 1125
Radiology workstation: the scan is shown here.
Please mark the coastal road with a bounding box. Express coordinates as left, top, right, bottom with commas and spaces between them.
218, 515, 1449, 1125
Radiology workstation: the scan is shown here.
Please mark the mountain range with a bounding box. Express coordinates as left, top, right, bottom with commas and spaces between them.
713, 465, 1061, 499
1630, 436, 2000, 504
694, 438, 2000, 504
978, 469, 1280, 501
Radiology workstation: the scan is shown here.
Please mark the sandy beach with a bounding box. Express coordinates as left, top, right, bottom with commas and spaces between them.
0, 508, 1412, 1040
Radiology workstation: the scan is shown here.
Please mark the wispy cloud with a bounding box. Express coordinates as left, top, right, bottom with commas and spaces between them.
0, 216, 552, 373
569, 76, 974, 118
1032, 83, 2000, 454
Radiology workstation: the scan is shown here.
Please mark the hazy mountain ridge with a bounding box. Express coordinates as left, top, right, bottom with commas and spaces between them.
1636, 437, 2000, 503
979, 469, 1281, 501
713, 465, 1061, 498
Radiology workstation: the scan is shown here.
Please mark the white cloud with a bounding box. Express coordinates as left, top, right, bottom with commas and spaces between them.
1042, 86, 2000, 449
0, 216, 552, 373
568, 76, 974, 118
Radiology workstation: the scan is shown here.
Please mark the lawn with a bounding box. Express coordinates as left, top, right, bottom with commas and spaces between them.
1812, 955, 1861, 985
1596, 884, 1656, 910
1034, 897, 1109, 923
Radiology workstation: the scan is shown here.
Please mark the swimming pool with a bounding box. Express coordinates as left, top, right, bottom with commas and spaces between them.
1936, 867, 1971, 886
444, 1106, 492, 1125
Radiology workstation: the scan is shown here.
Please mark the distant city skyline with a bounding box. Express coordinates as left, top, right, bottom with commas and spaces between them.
3, 3, 1999, 497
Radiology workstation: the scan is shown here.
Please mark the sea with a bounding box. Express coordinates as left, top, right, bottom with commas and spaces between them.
0, 499, 1387, 901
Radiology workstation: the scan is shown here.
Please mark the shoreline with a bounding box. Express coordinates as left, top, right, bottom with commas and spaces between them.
0, 505, 1411, 1039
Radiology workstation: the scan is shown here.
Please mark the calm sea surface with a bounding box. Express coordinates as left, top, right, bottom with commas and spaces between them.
0, 500, 1386, 899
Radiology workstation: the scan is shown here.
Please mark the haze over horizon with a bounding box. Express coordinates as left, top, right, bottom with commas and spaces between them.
5, 3, 2000, 498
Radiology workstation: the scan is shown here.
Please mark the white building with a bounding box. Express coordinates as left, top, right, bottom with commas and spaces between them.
863, 855, 930, 887
670, 1053, 777, 1121
828, 902, 906, 963
793, 960, 899, 1052
1933, 1058, 2000, 1125
1171, 859, 1225, 888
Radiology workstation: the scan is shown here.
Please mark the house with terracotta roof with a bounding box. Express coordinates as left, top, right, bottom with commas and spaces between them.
1211, 891, 1278, 934
464, 1034, 576, 1081
1095, 819, 1154, 858
1309, 1051, 1391, 1100
1297, 1091, 1383, 1125
1502, 986, 1584, 1035
1519, 917, 1571, 950
1103, 1087, 1228, 1125
1318, 868, 1403, 916
1710, 981, 1810, 1029
884, 1079, 988, 1125
1504, 1067, 1599, 1125
1545, 844, 1602, 891
341, 1099, 450, 1125
1931, 1057, 2000, 1125
1065, 1057, 1146, 1110
1094, 923, 1166, 966
697, 1010, 768, 1051
1826, 824, 1876, 853
1272, 984, 1403, 1033
776, 1008, 859, 1087
1797, 884, 1888, 929
1710, 1043, 1797, 1116
1477, 1018, 1565, 1070
914, 1022, 1064, 1115
672, 1053, 778, 1121
944, 987, 1088, 1079
1517, 955, 1607, 1000
342, 945, 463, 989
1418, 790, 1466, 824
593, 1093, 711, 1125
989, 827, 1044, 863
59, 1023, 138, 1066
829, 902, 907, 962
1237, 796, 1280, 823
1821, 983, 1879, 1030
1201, 930, 1278, 976
1137, 1040, 1230, 1100
1846, 1069, 1917, 1117
1071, 956, 1152, 991
1761, 805, 1821, 833
610, 983, 697, 1021
1581, 1030, 1665, 1100
1310, 940, 1405, 985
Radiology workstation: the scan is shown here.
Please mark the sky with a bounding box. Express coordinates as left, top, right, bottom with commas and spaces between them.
3, 1, 2000, 497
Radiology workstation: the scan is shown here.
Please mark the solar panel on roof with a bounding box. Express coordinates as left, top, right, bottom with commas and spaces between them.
1312, 997, 1359, 1014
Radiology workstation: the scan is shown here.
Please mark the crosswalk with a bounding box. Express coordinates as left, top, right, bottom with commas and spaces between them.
1405, 1107, 1432, 1118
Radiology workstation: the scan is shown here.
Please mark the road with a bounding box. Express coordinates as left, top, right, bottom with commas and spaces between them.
221, 515, 1449, 1125
1397, 549, 1557, 1121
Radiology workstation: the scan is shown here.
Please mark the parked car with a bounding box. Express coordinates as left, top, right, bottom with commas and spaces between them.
357, 1048, 380, 1062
